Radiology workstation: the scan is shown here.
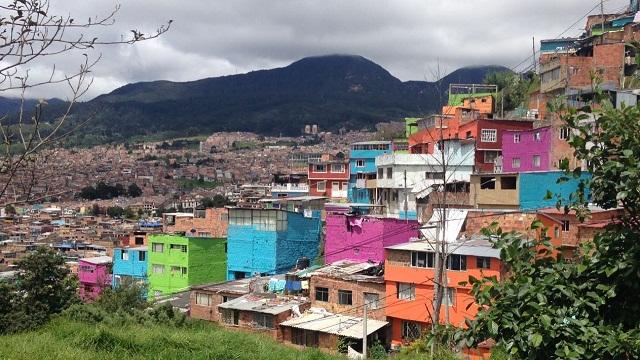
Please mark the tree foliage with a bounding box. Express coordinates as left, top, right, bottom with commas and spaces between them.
1, 247, 78, 334
459, 96, 640, 358
483, 71, 536, 113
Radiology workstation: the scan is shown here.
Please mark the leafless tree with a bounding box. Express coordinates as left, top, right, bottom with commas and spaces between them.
0, 0, 171, 206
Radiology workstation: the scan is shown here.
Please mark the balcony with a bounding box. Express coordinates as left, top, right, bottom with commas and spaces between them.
365, 179, 377, 189
271, 183, 309, 193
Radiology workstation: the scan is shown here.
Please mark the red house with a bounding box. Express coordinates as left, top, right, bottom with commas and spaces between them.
308, 154, 349, 200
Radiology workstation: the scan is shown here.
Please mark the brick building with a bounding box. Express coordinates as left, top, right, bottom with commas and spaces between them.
162, 208, 228, 238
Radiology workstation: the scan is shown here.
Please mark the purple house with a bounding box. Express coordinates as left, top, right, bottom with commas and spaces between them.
325, 213, 419, 264
502, 126, 552, 172
78, 256, 112, 302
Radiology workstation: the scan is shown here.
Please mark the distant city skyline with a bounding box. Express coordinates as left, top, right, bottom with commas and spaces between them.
8, 0, 631, 100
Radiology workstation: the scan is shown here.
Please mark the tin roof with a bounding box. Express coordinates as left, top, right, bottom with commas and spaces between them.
217, 293, 308, 315
280, 310, 388, 339
80, 256, 112, 265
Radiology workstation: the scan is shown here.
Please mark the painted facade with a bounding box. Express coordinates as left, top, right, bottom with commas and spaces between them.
78, 256, 112, 302
226, 208, 322, 280
502, 127, 552, 172
271, 173, 309, 198
384, 239, 501, 352
147, 234, 227, 297
347, 141, 393, 203
324, 213, 419, 264
308, 155, 350, 200
112, 246, 147, 289
375, 140, 475, 220
470, 171, 592, 210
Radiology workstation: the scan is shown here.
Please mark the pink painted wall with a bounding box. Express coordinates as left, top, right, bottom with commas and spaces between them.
325, 215, 419, 263
78, 260, 111, 302
502, 126, 552, 172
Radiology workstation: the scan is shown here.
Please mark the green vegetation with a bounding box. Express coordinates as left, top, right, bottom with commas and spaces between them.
79, 182, 142, 200
459, 93, 640, 358
176, 178, 220, 190
483, 71, 537, 113
201, 194, 233, 208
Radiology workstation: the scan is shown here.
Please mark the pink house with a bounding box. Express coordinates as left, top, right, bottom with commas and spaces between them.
78, 256, 112, 302
501, 126, 552, 172
325, 213, 419, 264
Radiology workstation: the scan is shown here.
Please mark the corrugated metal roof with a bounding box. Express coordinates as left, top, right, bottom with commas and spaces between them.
386, 237, 500, 259
280, 311, 388, 339
420, 209, 468, 243
217, 294, 308, 315
80, 256, 112, 265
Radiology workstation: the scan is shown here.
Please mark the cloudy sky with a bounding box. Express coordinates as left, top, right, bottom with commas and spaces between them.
8, 0, 632, 99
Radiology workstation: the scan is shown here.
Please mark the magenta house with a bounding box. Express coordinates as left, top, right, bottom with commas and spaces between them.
501, 126, 552, 172
78, 256, 112, 302
325, 212, 419, 264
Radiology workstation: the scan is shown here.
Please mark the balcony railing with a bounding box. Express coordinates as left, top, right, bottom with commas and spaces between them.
271, 183, 309, 192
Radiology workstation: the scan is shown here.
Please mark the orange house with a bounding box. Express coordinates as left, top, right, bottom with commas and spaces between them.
384, 238, 502, 355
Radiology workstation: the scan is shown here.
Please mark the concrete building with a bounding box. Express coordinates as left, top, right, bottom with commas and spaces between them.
78, 256, 112, 302
502, 125, 578, 173
308, 155, 350, 200
384, 238, 501, 353
112, 246, 147, 289
270, 173, 309, 198
226, 207, 322, 280
147, 234, 226, 297
469, 171, 592, 210
347, 141, 393, 203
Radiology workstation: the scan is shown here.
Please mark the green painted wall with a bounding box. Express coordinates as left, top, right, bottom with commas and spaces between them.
448, 92, 494, 106
404, 117, 420, 138
147, 234, 226, 297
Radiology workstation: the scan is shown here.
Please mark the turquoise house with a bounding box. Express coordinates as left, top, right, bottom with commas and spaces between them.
348, 141, 393, 203
226, 208, 322, 280
112, 246, 147, 288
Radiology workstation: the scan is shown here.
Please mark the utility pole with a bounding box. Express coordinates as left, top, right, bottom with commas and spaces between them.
403, 170, 408, 223
532, 37, 536, 73
362, 303, 368, 359
601, 0, 605, 35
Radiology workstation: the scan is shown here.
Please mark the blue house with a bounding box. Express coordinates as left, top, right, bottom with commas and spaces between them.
348, 141, 393, 203
112, 246, 148, 288
226, 208, 322, 280
471, 171, 592, 211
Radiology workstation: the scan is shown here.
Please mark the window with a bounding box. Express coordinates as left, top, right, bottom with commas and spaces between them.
562, 220, 570, 232
465, 131, 472, 139
221, 309, 239, 325
386, 167, 393, 179
484, 150, 499, 164
356, 159, 365, 167
152, 243, 163, 253
377, 168, 383, 179
554, 227, 560, 238
411, 251, 435, 268
534, 131, 541, 141
170, 244, 187, 252
195, 292, 211, 306
222, 295, 237, 303
253, 313, 274, 329
315, 287, 329, 302
480, 176, 496, 190
152, 264, 164, 274
481, 129, 497, 142
134, 236, 144, 245
500, 176, 517, 190
79, 265, 94, 273
314, 164, 326, 173
364, 293, 380, 309
512, 158, 521, 168
402, 321, 422, 340
559, 127, 570, 140
138, 251, 146, 262
292, 328, 319, 347
397, 283, 416, 300
513, 133, 521, 143
316, 181, 326, 192
425, 172, 445, 180
476, 257, 491, 269
120, 250, 129, 261
338, 290, 353, 305
445, 287, 456, 306
171, 266, 188, 276
447, 254, 467, 271
533, 155, 541, 167
331, 163, 345, 173
229, 209, 252, 226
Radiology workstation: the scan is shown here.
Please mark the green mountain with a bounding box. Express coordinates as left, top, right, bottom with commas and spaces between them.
19, 55, 508, 144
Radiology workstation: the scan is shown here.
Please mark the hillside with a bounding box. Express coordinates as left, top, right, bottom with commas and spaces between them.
0, 317, 343, 360
27, 55, 507, 145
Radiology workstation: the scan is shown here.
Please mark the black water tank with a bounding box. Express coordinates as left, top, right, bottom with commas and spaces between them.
296, 257, 310, 270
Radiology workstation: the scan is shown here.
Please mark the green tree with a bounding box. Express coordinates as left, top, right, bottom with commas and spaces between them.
4, 204, 15, 215
0, 282, 15, 334
10, 247, 78, 332
128, 183, 143, 197
484, 71, 534, 113
106, 206, 125, 218
459, 95, 640, 359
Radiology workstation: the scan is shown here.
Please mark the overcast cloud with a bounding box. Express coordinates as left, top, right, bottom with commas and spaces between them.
7, 0, 631, 99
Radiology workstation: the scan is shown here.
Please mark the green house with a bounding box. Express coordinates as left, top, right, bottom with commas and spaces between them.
147, 234, 226, 298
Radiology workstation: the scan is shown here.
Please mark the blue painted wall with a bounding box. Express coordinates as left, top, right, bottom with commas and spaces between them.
226, 210, 321, 280
348, 145, 392, 202
112, 247, 147, 288
519, 171, 592, 211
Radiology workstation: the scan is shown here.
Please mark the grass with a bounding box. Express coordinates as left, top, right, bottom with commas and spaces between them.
0, 317, 343, 360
